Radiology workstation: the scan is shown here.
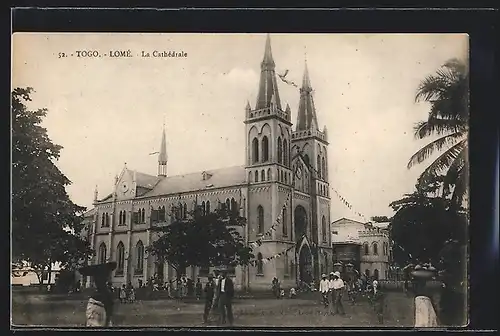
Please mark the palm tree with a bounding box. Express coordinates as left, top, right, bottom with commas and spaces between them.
408, 58, 469, 207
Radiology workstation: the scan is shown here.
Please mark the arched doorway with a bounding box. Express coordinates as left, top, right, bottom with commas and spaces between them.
298, 245, 313, 284
294, 205, 307, 240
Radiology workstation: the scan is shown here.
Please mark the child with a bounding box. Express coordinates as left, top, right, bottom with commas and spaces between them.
289, 287, 297, 299
280, 289, 285, 299
119, 284, 127, 304
129, 287, 136, 303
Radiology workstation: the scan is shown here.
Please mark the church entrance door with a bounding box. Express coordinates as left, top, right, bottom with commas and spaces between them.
298, 245, 313, 285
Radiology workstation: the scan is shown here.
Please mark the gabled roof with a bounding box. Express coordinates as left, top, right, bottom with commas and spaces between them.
133, 171, 161, 189
331, 217, 366, 225
138, 165, 247, 198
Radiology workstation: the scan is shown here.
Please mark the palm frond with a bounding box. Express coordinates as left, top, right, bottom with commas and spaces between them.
442, 145, 468, 196
416, 139, 468, 189
451, 163, 469, 208
407, 131, 467, 169
413, 118, 467, 139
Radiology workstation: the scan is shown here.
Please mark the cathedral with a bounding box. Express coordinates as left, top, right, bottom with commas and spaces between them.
83, 34, 333, 291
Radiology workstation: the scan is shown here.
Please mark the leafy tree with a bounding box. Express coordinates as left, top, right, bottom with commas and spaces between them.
371, 216, 391, 223
389, 177, 467, 273
11, 87, 90, 285
408, 58, 469, 207
147, 204, 253, 279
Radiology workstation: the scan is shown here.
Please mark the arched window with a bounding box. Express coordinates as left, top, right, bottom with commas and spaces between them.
363, 243, 369, 255
206, 201, 211, 214
262, 136, 269, 162
230, 198, 237, 215
183, 203, 187, 219
118, 211, 122, 225
365, 269, 371, 277
282, 207, 288, 236
321, 157, 326, 180
101, 214, 105, 227
123, 211, 127, 225
267, 168, 271, 181
248, 171, 252, 183
281, 170, 284, 182
141, 208, 145, 223
321, 216, 327, 242
116, 242, 125, 275
261, 170, 265, 181
252, 137, 259, 163
383, 242, 388, 256
257, 252, 264, 274
373, 242, 379, 255
98, 242, 107, 264
159, 206, 166, 221
284, 172, 287, 184
374, 269, 379, 280
255, 171, 259, 182
317, 155, 322, 179
304, 154, 310, 166
283, 139, 288, 166
277, 137, 283, 164
201, 201, 206, 215
257, 205, 264, 234
225, 198, 231, 212
136, 241, 144, 274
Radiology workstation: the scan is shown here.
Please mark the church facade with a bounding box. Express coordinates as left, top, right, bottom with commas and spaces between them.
83, 35, 333, 291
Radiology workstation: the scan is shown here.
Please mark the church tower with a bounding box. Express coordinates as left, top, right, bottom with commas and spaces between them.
245, 34, 294, 286
291, 60, 331, 281
158, 124, 168, 177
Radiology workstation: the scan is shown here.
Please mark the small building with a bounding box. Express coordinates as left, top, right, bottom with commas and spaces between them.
331, 218, 391, 280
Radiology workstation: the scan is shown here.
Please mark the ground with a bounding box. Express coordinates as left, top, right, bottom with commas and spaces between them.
12, 291, 415, 328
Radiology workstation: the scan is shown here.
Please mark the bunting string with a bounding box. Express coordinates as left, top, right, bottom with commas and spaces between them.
249, 245, 295, 266
249, 191, 292, 248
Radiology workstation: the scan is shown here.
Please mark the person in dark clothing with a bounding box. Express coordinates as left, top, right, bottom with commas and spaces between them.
215, 269, 234, 326
203, 274, 216, 324
78, 262, 117, 327
195, 278, 203, 301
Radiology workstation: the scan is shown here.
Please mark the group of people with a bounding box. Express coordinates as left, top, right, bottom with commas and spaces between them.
118, 282, 136, 303
202, 269, 235, 326
319, 271, 347, 316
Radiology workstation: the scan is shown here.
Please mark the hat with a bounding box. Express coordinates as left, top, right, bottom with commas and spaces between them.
329, 272, 335, 276
334, 271, 341, 277
321, 273, 327, 278
78, 262, 117, 277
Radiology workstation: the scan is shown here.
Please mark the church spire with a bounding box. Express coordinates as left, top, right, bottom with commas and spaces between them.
255, 34, 282, 111
158, 122, 168, 177
296, 59, 319, 131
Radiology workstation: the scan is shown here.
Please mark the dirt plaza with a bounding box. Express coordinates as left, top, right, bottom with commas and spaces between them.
12, 290, 414, 328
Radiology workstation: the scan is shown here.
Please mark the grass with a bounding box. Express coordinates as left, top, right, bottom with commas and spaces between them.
11, 291, 415, 328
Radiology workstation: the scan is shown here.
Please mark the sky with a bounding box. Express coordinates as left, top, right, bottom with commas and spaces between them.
12, 33, 468, 221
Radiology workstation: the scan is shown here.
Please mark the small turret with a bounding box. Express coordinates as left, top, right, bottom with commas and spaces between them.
93, 185, 98, 203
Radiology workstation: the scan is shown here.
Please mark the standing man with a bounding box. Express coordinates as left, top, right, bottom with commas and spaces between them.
332, 271, 346, 316
216, 268, 234, 326
203, 274, 216, 324
78, 262, 117, 327
319, 274, 330, 308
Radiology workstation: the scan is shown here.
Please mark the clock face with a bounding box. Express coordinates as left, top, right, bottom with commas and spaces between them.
121, 182, 129, 192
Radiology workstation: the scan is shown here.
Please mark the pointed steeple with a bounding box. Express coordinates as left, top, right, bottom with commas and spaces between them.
262, 33, 275, 68
245, 100, 251, 111
255, 34, 282, 111
158, 122, 168, 177
296, 60, 319, 131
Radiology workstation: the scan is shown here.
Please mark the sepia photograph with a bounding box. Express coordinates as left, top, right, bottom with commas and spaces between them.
11, 32, 469, 328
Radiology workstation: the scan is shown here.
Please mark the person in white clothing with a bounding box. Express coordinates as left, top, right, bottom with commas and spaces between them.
319, 274, 330, 308
331, 271, 346, 315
